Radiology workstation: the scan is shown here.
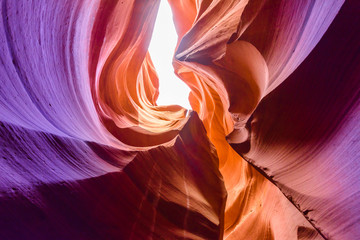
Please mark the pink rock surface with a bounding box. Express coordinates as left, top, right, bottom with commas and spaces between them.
0, 0, 359, 239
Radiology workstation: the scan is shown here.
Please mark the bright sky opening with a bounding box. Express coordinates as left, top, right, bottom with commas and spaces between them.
148, 0, 191, 109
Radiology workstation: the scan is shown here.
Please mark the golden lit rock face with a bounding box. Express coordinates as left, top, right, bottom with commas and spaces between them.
89, 0, 189, 150
0, 0, 359, 239
170, 1, 320, 239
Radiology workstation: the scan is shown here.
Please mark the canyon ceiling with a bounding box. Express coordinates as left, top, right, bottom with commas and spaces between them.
0, 0, 359, 239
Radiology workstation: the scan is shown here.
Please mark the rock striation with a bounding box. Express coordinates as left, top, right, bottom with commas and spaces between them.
0, 0, 359, 239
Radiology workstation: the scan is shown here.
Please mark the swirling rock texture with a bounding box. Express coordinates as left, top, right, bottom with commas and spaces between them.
0, 0, 359, 239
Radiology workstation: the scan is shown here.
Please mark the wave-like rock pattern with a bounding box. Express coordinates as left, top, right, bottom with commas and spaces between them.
0, 0, 359, 239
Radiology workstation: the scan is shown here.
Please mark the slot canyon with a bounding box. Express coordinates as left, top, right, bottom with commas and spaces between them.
0, 0, 359, 239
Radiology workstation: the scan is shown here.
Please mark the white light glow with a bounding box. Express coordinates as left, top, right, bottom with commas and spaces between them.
148, 0, 191, 109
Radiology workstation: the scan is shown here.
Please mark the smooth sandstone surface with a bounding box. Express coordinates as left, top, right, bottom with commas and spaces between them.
0, 0, 359, 239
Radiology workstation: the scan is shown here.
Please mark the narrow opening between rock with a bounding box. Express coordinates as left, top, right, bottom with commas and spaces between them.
149, 0, 191, 109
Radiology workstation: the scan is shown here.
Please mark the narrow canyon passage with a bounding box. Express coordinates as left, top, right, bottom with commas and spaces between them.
149, 0, 191, 109
0, 0, 359, 239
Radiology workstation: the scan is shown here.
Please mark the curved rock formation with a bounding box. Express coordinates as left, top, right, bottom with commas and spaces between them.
0, 0, 359, 239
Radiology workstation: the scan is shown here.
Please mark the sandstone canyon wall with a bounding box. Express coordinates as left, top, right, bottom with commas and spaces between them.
0, 0, 359, 239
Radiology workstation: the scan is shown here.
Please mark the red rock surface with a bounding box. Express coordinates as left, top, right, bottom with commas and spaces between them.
0, 0, 359, 239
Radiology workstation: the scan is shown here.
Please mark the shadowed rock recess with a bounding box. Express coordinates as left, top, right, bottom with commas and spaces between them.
0, 0, 359, 239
